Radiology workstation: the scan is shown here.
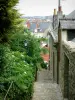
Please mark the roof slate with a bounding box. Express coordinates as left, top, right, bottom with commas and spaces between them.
60, 20, 75, 29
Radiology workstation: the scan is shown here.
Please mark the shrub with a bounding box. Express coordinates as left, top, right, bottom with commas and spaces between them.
41, 61, 48, 69
9, 32, 43, 67
0, 48, 34, 100
0, 31, 45, 100
0, 44, 10, 74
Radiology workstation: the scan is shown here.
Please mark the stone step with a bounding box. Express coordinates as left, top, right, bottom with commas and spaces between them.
32, 82, 63, 100
32, 69, 63, 100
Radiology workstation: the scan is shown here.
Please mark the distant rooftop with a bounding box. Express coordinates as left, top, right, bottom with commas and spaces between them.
30, 22, 50, 33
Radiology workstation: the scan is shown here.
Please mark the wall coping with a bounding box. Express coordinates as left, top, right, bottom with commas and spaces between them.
62, 41, 75, 52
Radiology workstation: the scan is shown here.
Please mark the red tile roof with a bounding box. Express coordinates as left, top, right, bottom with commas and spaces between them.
41, 54, 49, 62
41, 45, 50, 62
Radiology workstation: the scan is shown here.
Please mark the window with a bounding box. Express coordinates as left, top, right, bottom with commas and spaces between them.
68, 30, 75, 41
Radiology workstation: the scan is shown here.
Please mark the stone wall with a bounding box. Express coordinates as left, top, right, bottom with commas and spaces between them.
53, 46, 58, 83
59, 42, 75, 100
49, 35, 58, 83
49, 35, 54, 80
59, 43, 65, 96
49, 31, 75, 100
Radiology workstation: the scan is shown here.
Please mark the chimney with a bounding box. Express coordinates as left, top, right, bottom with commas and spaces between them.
54, 9, 57, 15
57, 0, 63, 17
58, 0, 62, 12
58, 6, 62, 12
53, 9, 57, 29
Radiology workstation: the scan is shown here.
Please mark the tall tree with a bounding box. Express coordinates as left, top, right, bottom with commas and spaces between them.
0, 0, 20, 42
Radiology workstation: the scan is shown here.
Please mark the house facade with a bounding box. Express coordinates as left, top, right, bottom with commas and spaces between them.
47, 7, 75, 100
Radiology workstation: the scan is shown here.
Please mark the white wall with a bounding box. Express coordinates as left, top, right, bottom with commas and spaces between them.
62, 30, 67, 41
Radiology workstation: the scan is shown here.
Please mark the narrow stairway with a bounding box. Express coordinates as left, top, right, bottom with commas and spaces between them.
32, 69, 63, 100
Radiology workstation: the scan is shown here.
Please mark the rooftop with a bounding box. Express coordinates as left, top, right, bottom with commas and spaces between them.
60, 19, 75, 29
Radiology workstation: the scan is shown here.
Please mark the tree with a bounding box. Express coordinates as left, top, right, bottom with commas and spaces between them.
0, 0, 21, 42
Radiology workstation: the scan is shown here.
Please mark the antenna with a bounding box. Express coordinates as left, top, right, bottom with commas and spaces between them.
59, 0, 61, 7
58, 0, 61, 11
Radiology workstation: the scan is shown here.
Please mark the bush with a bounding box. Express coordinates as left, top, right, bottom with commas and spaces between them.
0, 44, 10, 74
9, 32, 43, 67
41, 61, 48, 69
0, 30, 44, 100
0, 47, 34, 100
9, 32, 26, 52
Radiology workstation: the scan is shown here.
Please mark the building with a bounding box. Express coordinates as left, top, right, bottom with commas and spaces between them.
26, 21, 31, 29
47, 5, 75, 100
30, 22, 50, 33
41, 45, 49, 62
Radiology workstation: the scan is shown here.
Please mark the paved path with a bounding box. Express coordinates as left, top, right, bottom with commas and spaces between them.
32, 69, 63, 100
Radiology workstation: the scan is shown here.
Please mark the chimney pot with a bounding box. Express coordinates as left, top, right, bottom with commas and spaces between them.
54, 9, 57, 15
58, 6, 62, 12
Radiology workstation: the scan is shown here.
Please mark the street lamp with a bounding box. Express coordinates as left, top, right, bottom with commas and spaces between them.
24, 40, 28, 47
24, 42, 27, 47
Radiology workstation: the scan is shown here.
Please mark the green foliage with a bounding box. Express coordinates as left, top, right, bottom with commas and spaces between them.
41, 61, 48, 69
0, 47, 34, 100
0, 44, 9, 74
9, 32, 26, 52
0, 31, 44, 99
9, 32, 42, 65
0, 0, 23, 42
0, 0, 45, 99
0, 44, 5, 72
41, 47, 49, 54
0, 1, 45, 97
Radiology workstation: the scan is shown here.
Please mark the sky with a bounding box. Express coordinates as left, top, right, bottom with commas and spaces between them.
16, 0, 75, 16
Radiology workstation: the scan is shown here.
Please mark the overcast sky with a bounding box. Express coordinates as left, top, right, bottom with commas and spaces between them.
17, 0, 75, 16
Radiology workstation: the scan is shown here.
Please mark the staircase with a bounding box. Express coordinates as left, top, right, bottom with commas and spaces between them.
32, 69, 63, 100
